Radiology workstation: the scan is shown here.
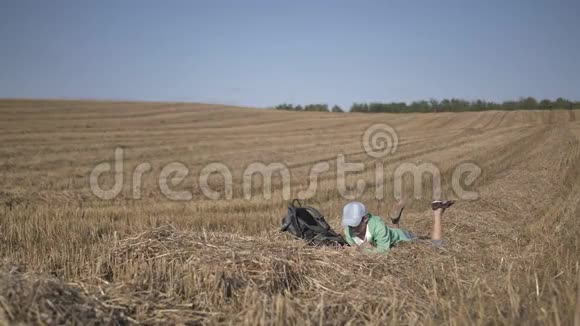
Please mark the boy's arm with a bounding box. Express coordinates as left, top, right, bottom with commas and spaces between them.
366, 217, 392, 253
344, 227, 355, 246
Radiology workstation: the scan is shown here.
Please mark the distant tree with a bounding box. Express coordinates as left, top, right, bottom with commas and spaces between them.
429, 99, 440, 113
439, 99, 451, 112
502, 100, 518, 111
294, 105, 303, 111
274, 103, 295, 111
448, 98, 470, 112
350, 103, 369, 112
409, 100, 430, 113
554, 97, 570, 109
331, 105, 344, 113
519, 97, 538, 110
304, 104, 329, 112
538, 99, 552, 110
472, 99, 487, 111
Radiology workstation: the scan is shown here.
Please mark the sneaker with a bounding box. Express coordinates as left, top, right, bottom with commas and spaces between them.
431, 200, 455, 211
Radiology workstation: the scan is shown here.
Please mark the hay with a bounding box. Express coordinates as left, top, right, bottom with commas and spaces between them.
0, 263, 130, 325
85, 225, 449, 324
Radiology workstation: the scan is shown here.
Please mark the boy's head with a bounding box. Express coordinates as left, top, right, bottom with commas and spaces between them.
342, 201, 369, 228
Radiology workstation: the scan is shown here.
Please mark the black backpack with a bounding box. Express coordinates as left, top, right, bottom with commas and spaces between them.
280, 199, 348, 247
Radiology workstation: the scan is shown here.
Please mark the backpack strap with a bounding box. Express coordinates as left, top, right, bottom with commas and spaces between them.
280, 204, 303, 238
280, 204, 295, 231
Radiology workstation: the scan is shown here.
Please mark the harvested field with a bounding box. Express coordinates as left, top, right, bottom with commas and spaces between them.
0, 99, 579, 325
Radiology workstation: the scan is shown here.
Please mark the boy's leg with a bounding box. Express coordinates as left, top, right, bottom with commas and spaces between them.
390, 199, 406, 228
430, 200, 455, 245
431, 208, 443, 241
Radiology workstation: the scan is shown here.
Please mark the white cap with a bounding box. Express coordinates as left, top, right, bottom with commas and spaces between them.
342, 201, 368, 227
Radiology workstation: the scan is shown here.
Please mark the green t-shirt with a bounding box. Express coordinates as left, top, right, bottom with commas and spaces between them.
344, 215, 412, 253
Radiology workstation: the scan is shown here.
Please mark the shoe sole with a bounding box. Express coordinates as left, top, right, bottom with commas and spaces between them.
431, 200, 455, 210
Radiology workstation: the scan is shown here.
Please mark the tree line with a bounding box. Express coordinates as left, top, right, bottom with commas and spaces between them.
274, 97, 578, 113
274, 103, 344, 112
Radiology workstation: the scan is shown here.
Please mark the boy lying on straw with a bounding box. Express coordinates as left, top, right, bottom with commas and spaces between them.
341, 200, 455, 253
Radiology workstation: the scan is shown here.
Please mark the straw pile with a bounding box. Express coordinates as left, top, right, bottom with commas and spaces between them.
0, 263, 130, 325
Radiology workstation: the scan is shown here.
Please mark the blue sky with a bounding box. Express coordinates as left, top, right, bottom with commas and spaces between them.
0, 0, 579, 109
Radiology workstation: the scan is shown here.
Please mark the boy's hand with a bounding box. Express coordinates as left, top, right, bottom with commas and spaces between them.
358, 242, 373, 251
